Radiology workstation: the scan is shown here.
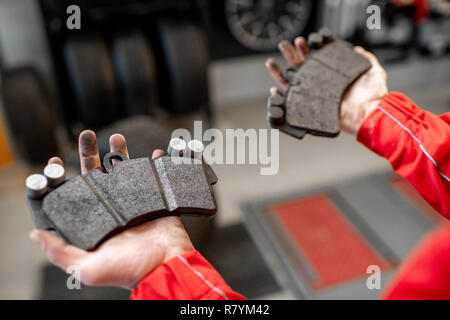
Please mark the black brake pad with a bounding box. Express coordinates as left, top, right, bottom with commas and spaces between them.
267, 28, 372, 139
26, 152, 218, 251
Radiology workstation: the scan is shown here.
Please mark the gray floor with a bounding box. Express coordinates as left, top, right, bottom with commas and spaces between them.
0, 53, 449, 299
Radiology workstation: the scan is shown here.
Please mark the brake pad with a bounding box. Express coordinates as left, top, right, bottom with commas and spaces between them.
26, 152, 218, 251
267, 28, 372, 139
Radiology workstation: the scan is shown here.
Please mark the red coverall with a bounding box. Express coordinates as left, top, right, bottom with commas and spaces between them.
414, 0, 429, 24
131, 92, 450, 300
411, 0, 429, 25
393, 0, 429, 24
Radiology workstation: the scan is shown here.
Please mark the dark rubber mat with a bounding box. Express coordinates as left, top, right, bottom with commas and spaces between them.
201, 223, 280, 298
39, 265, 130, 300
390, 175, 447, 224
242, 172, 438, 299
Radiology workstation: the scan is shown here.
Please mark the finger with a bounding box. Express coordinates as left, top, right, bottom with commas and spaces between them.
294, 36, 309, 61
48, 157, 64, 167
265, 58, 289, 89
278, 40, 302, 67
78, 130, 102, 174
152, 149, 165, 159
270, 86, 283, 96
109, 134, 129, 164
354, 46, 383, 69
354, 46, 387, 80
30, 229, 88, 271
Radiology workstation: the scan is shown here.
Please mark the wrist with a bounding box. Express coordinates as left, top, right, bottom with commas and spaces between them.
340, 98, 383, 136
163, 242, 195, 263
362, 99, 380, 123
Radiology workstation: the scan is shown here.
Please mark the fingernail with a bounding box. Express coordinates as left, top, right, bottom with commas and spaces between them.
267, 59, 280, 72
278, 40, 290, 49
79, 130, 98, 157
270, 87, 278, 95
152, 149, 165, 159
29, 230, 40, 242
79, 130, 96, 145
266, 58, 275, 67
30, 230, 45, 249
109, 133, 124, 144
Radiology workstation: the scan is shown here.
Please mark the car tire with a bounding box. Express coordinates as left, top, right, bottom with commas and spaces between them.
155, 20, 209, 114
1, 67, 59, 164
112, 30, 157, 116
63, 35, 119, 129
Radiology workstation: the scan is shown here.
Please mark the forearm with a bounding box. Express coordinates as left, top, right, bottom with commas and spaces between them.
357, 92, 450, 217
130, 250, 246, 300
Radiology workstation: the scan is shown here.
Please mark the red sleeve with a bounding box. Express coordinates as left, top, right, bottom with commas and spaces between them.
357, 92, 450, 218
381, 223, 450, 300
413, 0, 429, 24
130, 250, 246, 300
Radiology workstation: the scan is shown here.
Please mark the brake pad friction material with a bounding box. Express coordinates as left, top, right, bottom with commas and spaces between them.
286, 86, 341, 135
267, 30, 371, 139
153, 157, 215, 213
26, 153, 217, 250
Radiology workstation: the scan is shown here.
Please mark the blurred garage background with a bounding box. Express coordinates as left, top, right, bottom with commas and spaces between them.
0, 0, 449, 299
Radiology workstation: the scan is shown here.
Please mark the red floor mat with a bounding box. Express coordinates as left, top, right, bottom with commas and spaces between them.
269, 193, 393, 291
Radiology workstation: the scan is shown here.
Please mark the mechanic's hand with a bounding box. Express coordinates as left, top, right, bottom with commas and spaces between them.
29, 130, 194, 289
266, 37, 388, 135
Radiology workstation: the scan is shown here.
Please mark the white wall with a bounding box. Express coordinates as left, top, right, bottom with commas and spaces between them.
0, 0, 54, 84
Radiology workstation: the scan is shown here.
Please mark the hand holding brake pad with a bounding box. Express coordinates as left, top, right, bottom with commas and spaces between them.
267, 28, 372, 139
26, 143, 218, 251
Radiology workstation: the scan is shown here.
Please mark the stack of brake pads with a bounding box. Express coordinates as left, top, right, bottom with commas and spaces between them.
25, 139, 217, 251
267, 28, 372, 139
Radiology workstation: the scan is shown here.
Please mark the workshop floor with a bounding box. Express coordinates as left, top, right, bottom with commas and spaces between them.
0, 53, 449, 299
